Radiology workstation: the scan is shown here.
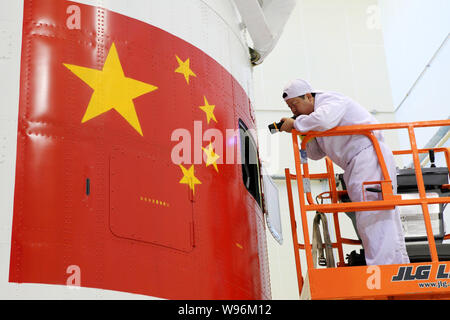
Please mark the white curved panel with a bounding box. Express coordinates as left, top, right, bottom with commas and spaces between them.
1, 282, 156, 300
72, 0, 253, 95
0, 0, 24, 300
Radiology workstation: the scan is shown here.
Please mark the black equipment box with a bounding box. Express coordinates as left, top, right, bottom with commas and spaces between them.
397, 167, 449, 193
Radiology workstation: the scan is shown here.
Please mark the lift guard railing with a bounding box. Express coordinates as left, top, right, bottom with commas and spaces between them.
285, 119, 450, 299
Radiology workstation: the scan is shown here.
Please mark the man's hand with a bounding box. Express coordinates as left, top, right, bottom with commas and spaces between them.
280, 117, 295, 133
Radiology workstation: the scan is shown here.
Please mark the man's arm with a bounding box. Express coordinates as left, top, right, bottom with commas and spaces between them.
294, 96, 347, 132
305, 137, 326, 160
279, 118, 325, 161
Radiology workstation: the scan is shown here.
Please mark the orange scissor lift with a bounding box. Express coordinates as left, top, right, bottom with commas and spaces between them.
285, 119, 450, 299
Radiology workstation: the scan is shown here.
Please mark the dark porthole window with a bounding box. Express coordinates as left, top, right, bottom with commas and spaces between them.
239, 120, 262, 208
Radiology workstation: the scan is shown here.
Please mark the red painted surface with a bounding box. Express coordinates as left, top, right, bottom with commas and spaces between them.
9, 0, 270, 299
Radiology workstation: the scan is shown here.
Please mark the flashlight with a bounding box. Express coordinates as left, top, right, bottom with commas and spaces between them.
268, 116, 297, 134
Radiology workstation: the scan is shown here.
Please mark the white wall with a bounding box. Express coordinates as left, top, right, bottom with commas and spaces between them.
256, 0, 449, 300
378, 0, 450, 152
253, 0, 396, 299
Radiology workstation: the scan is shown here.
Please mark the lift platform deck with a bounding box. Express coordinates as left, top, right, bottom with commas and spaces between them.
285, 119, 450, 299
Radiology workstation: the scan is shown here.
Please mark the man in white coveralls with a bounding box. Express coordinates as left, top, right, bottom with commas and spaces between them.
279, 78, 410, 266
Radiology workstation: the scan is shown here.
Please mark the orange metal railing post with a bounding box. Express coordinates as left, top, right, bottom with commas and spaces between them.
325, 157, 345, 265
445, 147, 450, 172
366, 132, 392, 184
300, 136, 316, 206
285, 168, 304, 294
292, 132, 314, 271
408, 125, 439, 262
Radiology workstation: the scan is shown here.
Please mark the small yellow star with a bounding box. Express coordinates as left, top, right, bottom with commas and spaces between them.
179, 165, 202, 194
175, 55, 196, 84
202, 142, 220, 172
199, 96, 217, 124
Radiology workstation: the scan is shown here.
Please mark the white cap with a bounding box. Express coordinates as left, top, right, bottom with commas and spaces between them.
282, 79, 321, 101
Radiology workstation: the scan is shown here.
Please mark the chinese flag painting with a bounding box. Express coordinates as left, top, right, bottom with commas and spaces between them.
9, 0, 264, 299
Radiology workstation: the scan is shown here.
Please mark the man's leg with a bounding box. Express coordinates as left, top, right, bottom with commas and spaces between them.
344, 145, 409, 265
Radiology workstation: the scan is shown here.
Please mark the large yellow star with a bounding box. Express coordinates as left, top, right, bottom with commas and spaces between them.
202, 142, 220, 172
175, 55, 196, 84
199, 96, 217, 124
179, 165, 202, 194
63, 43, 158, 136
